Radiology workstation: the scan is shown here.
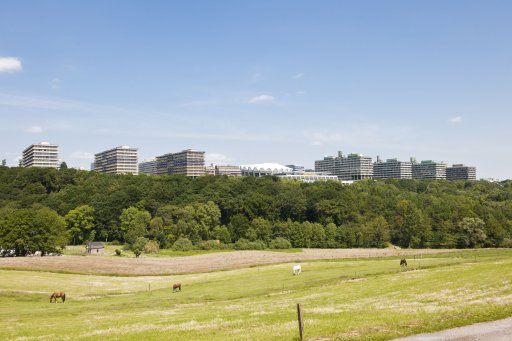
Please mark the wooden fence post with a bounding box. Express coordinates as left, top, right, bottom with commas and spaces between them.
297, 303, 304, 341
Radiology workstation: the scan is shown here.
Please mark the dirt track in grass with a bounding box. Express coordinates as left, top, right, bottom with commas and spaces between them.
0, 248, 457, 275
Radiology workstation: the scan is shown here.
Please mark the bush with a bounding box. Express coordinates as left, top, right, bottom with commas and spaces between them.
197, 240, 221, 250
132, 237, 149, 252
269, 237, 292, 249
133, 249, 141, 258
172, 237, 195, 251
114, 249, 122, 256
234, 238, 267, 250
144, 240, 160, 254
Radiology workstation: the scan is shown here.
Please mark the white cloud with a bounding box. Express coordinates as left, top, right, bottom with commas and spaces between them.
205, 153, 231, 165
0, 57, 22, 73
69, 151, 94, 160
248, 94, 274, 103
24, 126, 43, 133
293, 73, 304, 79
51, 78, 62, 89
449, 116, 462, 123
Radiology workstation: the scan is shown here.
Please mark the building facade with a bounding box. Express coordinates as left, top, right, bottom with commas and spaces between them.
339, 153, 373, 180
446, 164, 476, 180
315, 151, 373, 180
373, 158, 412, 179
93, 146, 138, 175
22, 142, 60, 168
412, 160, 447, 180
215, 165, 241, 176
155, 149, 205, 177
138, 158, 157, 175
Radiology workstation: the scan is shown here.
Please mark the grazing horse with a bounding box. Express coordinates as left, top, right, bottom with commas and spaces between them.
292, 264, 301, 276
400, 258, 408, 267
172, 283, 181, 292
50, 292, 66, 303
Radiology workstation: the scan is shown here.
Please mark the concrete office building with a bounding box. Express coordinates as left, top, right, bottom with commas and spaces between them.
215, 165, 241, 176
373, 157, 412, 179
315, 151, 373, 180
314, 151, 343, 175
156, 153, 173, 175
339, 153, 373, 180
171, 149, 205, 177
412, 160, 447, 180
446, 164, 477, 181
156, 149, 205, 177
22, 142, 60, 168
205, 164, 216, 175
93, 146, 138, 175
138, 158, 157, 175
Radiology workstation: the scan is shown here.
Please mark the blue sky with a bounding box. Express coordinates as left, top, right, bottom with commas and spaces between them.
1, 1, 511, 178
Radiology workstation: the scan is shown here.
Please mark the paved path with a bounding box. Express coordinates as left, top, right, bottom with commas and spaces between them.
393, 317, 512, 341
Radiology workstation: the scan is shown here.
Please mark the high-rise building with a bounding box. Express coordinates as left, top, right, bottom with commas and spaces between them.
373, 158, 412, 179
93, 146, 138, 175
22, 141, 59, 168
156, 153, 173, 175
412, 160, 447, 180
315, 151, 373, 180
339, 153, 373, 180
205, 164, 216, 175
446, 164, 476, 180
314, 151, 343, 175
172, 149, 205, 177
138, 158, 157, 175
155, 149, 205, 177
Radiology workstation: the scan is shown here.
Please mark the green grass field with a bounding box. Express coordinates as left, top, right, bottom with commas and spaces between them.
2, 249, 512, 340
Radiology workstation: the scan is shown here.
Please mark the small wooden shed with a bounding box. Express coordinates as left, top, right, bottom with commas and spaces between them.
86, 242, 104, 254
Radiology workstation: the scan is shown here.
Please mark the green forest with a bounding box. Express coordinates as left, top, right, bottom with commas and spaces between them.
1, 166, 511, 255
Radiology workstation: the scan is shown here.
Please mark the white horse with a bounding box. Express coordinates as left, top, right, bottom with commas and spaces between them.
292, 264, 301, 275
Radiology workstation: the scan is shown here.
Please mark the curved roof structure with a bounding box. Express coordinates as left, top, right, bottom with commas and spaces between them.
240, 163, 292, 173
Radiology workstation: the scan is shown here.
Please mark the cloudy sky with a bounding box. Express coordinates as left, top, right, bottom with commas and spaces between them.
1, 1, 511, 179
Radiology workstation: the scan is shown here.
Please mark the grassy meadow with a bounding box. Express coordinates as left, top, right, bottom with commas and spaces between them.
2, 249, 512, 340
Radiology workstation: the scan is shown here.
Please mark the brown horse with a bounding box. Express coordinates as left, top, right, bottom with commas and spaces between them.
400, 258, 408, 267
50, 292, 66, 303
172, 283, 181, 292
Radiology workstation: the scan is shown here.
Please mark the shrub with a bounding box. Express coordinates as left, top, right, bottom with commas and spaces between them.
269, 237, 292, 249
197, 240, 221, 250
133, 249, 141, 258
144, 240, 160, 254
132, 237, 149, 252
115, 249, 122, 256
234, 238, 267, 250
172, 237, 194, 251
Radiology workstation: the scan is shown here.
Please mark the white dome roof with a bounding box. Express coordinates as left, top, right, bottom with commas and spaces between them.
240, 163, 292, 172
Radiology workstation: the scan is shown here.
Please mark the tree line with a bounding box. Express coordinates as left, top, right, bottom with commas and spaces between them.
0, 166, 511, 255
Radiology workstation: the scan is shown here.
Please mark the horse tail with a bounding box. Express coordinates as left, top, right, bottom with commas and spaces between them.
62, 293, 66, 303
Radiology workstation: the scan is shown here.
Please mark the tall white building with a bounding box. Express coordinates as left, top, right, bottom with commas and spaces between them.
156, 149, 205, 177
22, 142, 60, 168
412, 160, 447, 180
373, 158, 412, 179
138, 158, 157, 175
93, 146, 138, 175
314, 151, 373, 180
446, 164, 476, 180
